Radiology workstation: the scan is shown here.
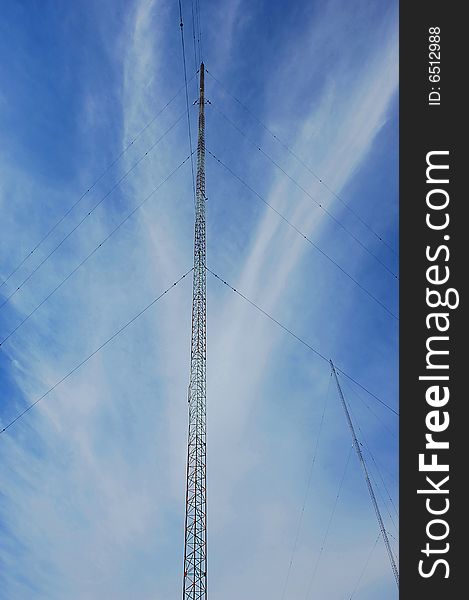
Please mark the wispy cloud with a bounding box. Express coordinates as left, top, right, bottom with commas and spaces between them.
0, 1, 398, 598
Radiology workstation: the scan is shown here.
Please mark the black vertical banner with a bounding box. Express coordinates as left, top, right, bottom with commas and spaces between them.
400, 2, 464, 598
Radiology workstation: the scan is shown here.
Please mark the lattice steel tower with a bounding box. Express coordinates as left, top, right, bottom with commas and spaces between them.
330, 360, 399, 588
183, 63, 208, 600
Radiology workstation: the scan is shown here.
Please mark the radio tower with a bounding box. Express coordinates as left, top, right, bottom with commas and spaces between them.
330, 360, 399, 588
183, 63, 208, 600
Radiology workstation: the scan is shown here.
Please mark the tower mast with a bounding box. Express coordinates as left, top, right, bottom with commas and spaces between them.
183, 63, 208, 600
330, 360, 399, 588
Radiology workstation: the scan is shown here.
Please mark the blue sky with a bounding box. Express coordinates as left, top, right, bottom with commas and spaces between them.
0, 1, 398, 598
